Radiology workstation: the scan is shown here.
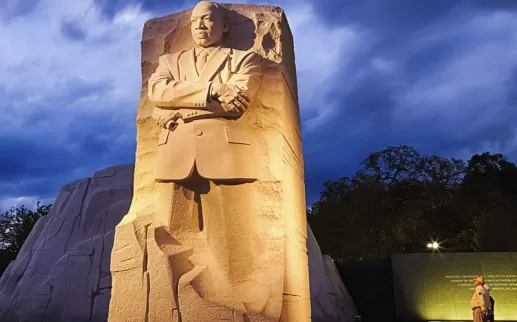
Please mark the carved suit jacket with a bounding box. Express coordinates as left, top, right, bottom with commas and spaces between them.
148, 47, 263, 182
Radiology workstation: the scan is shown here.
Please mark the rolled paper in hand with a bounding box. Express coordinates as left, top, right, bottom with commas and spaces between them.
165, 120, 178, 131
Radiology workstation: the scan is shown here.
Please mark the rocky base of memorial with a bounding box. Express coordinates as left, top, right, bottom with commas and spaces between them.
0, 165, 358, 322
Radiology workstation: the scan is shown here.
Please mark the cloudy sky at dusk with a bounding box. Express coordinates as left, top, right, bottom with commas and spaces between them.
1, 0, 517, 210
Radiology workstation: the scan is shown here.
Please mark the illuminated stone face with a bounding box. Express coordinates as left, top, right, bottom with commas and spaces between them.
190, 1, 229, 48
392, 253, 517, 321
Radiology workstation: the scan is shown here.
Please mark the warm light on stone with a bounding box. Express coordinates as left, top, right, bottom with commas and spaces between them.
108, 2, 310, 321
0, 2, 359, 321
0, 163, 357, 321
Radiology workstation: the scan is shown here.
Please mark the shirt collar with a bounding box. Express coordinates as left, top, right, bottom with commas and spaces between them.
195, 46, 218, 57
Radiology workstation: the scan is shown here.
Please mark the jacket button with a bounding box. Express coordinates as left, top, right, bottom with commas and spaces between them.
195, 129, 203, 136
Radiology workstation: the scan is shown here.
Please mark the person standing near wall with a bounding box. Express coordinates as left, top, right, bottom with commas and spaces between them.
471, 276, 491, 322
483, 284, 495, 322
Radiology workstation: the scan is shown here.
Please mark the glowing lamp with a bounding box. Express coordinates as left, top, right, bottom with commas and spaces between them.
427, 241, 439, 250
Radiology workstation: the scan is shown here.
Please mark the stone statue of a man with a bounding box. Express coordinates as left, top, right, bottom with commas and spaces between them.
142, 1, 274, 321
149, 0, 263, 181
109, 1, 311, 321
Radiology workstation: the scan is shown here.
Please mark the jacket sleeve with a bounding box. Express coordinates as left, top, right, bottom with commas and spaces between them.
228, 52, 263, 100
148, 55, 211, 109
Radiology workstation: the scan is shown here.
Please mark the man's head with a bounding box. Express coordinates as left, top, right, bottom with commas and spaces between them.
190, 1, 229, 48
474, 275, 485, 287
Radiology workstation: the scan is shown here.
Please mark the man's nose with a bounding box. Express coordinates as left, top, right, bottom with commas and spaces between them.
195, 19, 205, 29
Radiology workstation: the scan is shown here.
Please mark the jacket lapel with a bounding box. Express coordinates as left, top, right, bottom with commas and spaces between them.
179, 48, 198, 81
198, 47, 230, 82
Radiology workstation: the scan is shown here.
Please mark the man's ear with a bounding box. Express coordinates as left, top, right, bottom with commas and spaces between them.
223, 20, 229, 33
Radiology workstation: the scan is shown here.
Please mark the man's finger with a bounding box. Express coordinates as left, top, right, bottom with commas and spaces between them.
231, 103, 241, 113
152, 113, 160, 123
232, 99, 246, 113
229, 85, 240, 94
163, 115, 175, 124
222, 85, 238, 98
234, 85, 248, 93
226, 100, 240, 113
238, 91, 250, 102
156, 116, 165, 127
221, 102, 234, 112
234, 95, 249, 111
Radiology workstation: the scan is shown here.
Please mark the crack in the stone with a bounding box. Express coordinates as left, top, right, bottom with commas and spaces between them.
63, 179, 92, 251
89, 176, 112, 322
143, 224, 151, 322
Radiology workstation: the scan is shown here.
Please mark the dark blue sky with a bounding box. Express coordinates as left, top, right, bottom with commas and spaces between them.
1, 0, 517, 210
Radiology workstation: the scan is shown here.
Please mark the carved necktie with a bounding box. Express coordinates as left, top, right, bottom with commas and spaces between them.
196, 50, 209, 75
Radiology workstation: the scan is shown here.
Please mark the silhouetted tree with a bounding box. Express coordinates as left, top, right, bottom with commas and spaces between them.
461, 152, 517, 251
0, 202, 52, 274
309, 146, 517, 262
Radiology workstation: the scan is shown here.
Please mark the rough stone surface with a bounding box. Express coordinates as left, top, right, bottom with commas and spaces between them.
0, 165, 134, 322
0, 165, 357, 321
307, 227, 359, 322
109, 3, 310, 322
0, 3, 359, 321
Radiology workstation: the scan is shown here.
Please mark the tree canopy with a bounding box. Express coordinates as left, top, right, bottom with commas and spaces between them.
308, 145, 517, 262
0, 202, 52, 273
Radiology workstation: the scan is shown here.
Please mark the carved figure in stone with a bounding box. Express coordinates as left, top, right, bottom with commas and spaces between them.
137, 1, 274, 321
149, 1, 263, 182
107, 1, 315, 321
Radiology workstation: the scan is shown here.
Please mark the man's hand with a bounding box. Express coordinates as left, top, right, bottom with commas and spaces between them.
152, 107, 182, 130
211, 83, 250, 113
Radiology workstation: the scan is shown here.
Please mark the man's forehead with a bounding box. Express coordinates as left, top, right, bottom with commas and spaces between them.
191, 2, 219, 16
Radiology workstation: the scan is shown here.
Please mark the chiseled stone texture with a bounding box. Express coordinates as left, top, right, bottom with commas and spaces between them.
0, 165, 357, 321
0, 165, 134, 322
110, 3, 310, 322
307, 226, 359, 322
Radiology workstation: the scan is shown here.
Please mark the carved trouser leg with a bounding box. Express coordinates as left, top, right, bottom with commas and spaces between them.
110, 169, 284, 322
109, 206, 193, 322
109, 215, 167, 322
154, 170, 283, 321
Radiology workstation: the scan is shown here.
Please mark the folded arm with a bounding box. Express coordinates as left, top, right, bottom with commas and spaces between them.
210, 52, 263, 114
228, 52, 263, 99
149, 51, 263, 118
148, 55, 211, 109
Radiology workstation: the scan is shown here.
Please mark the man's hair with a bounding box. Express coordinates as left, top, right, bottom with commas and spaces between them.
198, 1, 229, 22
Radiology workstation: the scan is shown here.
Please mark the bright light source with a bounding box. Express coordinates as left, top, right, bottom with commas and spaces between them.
427, 241, 440, 250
